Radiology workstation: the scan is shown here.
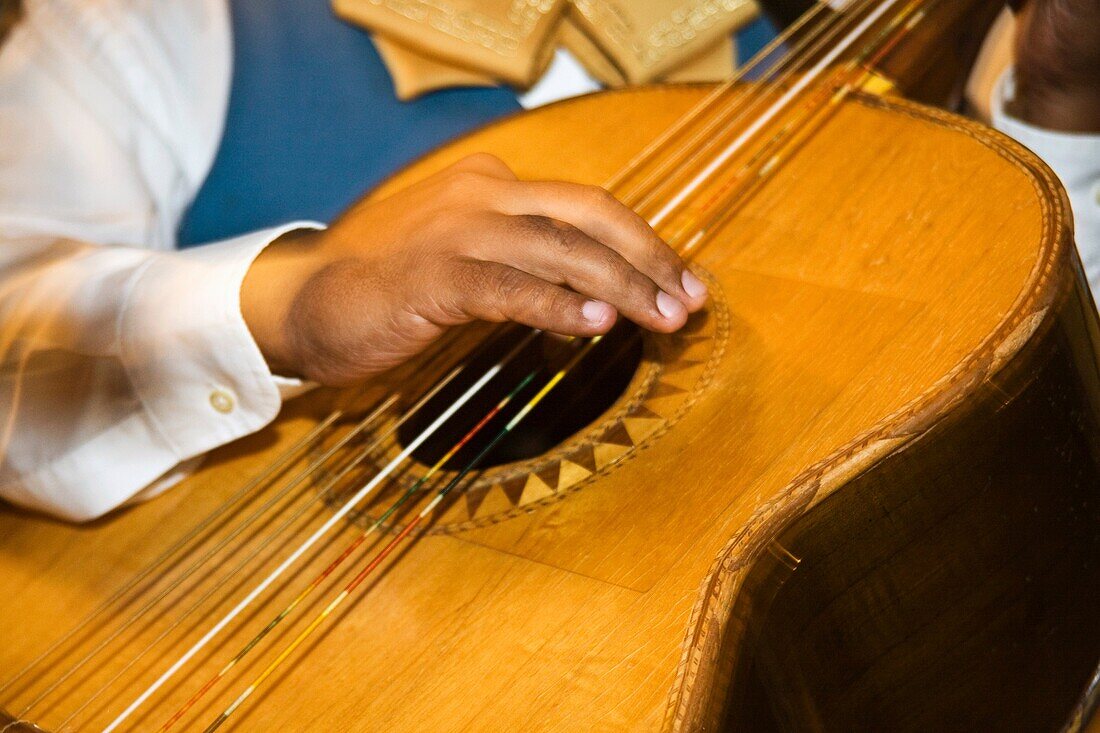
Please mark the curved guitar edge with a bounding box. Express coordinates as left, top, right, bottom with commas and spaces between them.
666, 96, 1100, 732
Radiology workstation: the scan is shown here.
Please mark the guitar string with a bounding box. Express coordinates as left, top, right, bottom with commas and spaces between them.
0, 327, 467, 701
650, 0, 906, 228
4, 330, 482, 727
118, 8, 884, 726
203, 338, 604, 733
21, 4, 875, 726
17, 20, 812, 703
536, 329, 648, 439
9, 404, 393, 717
60, 4, 866, 726
193, 4, 942, 728
43, 408, 412, 726
19, 4, 838, 694
151, 11, 882, 714
0, 413, 339, 699
3, 331, 475, 709
97, 331, 540, 733
674, 0, 917, 237
679, 0, 936, 256
60, 334, 535, 730
56, 449, 377, 730
35, 329, 513, 728
157, 365, 547, 731
627, 0, 879, 219
599, 0, 834, 194
163, 330, 649, 731
57, 404, 428, 730
622, 0, 870, 215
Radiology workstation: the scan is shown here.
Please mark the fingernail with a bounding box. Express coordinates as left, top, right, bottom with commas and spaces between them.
681, 269, 707, 299
656, 291, 686, 321
583, 300, 614, 326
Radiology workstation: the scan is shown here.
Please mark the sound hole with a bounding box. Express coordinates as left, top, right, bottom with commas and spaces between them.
400, 325, 643, 470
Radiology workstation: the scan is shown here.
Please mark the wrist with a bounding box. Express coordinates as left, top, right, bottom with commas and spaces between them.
241, 228, 325, 376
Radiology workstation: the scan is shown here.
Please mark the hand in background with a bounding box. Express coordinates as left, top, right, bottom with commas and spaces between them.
1009, 0, 1100, 132
241, 154, 707, 385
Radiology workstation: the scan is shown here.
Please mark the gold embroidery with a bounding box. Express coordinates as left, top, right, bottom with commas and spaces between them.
574, 0, 755, 70
365, 0, 556, 57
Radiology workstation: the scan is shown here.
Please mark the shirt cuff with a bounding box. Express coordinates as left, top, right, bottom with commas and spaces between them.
272, 373, 316, 401
119, 221, 324, 463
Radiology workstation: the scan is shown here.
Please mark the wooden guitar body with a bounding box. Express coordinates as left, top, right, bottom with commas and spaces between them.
2, 86, 1098, 732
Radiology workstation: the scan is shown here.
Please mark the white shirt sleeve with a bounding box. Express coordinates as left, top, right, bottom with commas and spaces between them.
0, 0, 321, 521
991, 71, 1100, 293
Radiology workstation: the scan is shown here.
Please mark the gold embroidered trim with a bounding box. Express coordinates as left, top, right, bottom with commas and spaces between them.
364, 0, 557, 57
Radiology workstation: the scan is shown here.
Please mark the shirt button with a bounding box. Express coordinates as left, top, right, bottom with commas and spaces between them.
209, 388, 236, 414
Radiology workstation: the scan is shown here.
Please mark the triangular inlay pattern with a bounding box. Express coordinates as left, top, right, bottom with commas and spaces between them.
520, 473, 556, 503
568, 445, 597, 475
557, 459, 593, 491
535, 462, 561, 491
648, 381, 688, 399
601, 421, 634, 447
623, 414, 665, 445
465, 486, 491, 517
594, 442, 630, 469
660, 359, 704, 375
631, 405, 663, 420
501, 476, 527, 507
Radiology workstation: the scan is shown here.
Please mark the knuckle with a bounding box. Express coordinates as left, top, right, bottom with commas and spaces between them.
519, 214, 571, 250
639, 234, 683, 279
625, 276, 659, 314
584, 184, 618, 208
465, 151, 504, 168
580, 243, 635, 288
519, 213, 556, 233
483, 262, 560, 318
655, 248, 684, 280
456, 152, 514, 178
532, 286, 566, 319
461, 151, 497, 165
444, 170, 483, 192
490, 264, 529, 303
450, 260, 519, 322
594, 249, 633, 288
550, 223, 586, 256
452, 258, 493, 300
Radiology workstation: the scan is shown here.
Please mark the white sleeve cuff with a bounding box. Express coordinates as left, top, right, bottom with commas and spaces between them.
119, 221, 324, 461
272, 373, 317, 401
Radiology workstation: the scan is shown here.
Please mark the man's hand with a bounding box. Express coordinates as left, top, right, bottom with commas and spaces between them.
1009, 0, 1100, 132
241, 153, 708, 385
